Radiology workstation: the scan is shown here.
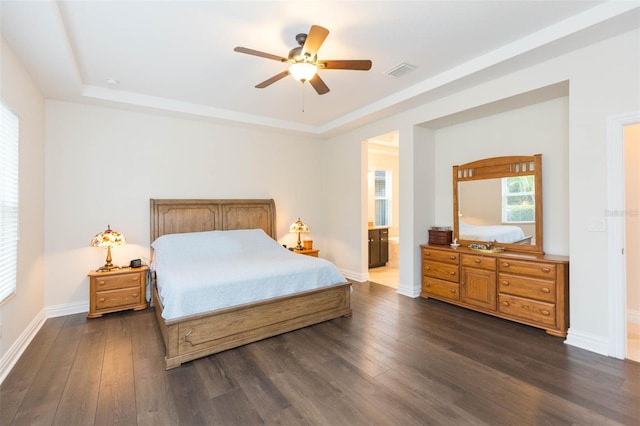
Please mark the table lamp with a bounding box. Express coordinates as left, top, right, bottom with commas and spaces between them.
90, 225, 126, 271
289, 218, 310, 250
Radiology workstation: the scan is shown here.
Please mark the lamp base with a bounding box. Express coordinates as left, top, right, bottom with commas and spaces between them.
97, 246, 120, 272
97, 264, 120, 272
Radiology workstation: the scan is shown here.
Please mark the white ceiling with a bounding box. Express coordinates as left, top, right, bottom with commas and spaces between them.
1, 1, 638, 136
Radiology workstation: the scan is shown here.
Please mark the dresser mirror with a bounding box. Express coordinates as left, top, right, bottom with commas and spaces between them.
453, 154, 543, 254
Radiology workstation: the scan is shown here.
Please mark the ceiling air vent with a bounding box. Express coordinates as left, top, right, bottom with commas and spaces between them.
383, 62, 417, 77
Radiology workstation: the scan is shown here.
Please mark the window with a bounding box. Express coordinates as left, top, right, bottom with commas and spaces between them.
0, 101, 19, 304
374, 170, 392, 226
501, 176, 535, 223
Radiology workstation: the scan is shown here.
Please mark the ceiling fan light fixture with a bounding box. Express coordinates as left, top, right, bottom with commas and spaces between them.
289, 62, 317, 82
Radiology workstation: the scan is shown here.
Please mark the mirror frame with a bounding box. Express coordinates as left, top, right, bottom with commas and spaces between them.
453, 154, 543, 255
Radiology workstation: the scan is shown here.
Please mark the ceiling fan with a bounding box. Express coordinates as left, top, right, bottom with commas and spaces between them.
234, 25, 372, 95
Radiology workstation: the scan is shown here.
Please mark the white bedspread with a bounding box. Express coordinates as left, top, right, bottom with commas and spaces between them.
459, 221, 526, 243
151, 229, 347, 321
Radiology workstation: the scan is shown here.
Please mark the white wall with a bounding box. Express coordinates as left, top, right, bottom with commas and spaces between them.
325, 29, 639, 355
433, 97, 569, 254
0, 37, 46, 372
44, 101, 329, 310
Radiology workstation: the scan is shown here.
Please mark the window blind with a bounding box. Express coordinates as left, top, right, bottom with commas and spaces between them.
0, 101, 19, 304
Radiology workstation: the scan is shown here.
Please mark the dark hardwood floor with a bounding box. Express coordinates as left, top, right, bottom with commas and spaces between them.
2, 281, 639, 425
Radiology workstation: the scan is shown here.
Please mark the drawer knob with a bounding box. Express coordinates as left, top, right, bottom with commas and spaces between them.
503, 263, 510, 268
502, 301, 510, 306
502, 281, 510, 286
98, 298, 105, 302
542, 267, 551, 273
132, 293, 138, 298
474, 259, 481, 263
98, 280, 106, 286
425, 266, 431, 270
449, 271, 456, 275
541, 309, 551, 316
425, 252, 431, 256
450, 289, 457, 294
425, 283, 431, 287
541, 288, 551, 293
449, 255, 456, 260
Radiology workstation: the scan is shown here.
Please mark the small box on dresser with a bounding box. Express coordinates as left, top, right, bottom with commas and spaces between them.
87, 266, 148, 318
428, 229, 453, 245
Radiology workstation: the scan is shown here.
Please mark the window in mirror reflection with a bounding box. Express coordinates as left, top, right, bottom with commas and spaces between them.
502, 176, 535, 223
374, 170, 392, 226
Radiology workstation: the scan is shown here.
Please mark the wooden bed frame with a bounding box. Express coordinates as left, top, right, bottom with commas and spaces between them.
149, 199, 352, 369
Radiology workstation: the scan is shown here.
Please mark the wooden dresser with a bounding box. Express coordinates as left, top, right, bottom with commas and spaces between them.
420, 245, 569, 337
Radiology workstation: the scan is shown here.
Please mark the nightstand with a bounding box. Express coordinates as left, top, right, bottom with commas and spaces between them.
87, 266, 148, 318
294, 248, 319, 257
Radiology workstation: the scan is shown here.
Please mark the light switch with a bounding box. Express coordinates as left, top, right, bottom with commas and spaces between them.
588, 218, 606, 232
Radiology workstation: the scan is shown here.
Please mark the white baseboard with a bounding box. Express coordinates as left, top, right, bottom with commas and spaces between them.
340, 268, 368, 283
1, 300, 89, 385
0, 309, 46, 384
45, 301, 89, 318
564, 328, 609, 356
397, 283, 420, 298
628, 308, 640, 324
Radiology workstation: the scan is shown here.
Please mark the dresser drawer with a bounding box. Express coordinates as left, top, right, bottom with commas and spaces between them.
422, 249, 459, 265
422, 277, 459, 301
498, 294, 556, 326
461, 254, 496, 271
498, 274, 556, 303
423, 261, 459, 282
93, 272, 141, 291
95, 287, 143, 310
498, 259, 556, 279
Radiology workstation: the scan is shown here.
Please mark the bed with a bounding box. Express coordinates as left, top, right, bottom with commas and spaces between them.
149, 199, 352, 369
459, 221, 532, 245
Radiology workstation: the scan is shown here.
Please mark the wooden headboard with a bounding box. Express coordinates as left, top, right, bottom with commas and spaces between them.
150, 199, 277, 243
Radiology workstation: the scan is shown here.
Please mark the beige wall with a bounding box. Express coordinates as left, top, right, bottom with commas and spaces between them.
0, 37, 46, 366
44, 101, 330, 309
625, 123, 640, 315
324, 29, 639, 355
434, 97, 569, 254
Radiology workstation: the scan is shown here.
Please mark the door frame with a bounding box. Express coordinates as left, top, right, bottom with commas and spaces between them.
607, 110, 640, 359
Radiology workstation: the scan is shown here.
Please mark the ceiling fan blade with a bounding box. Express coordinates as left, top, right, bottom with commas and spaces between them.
309, 73, 330, 95
301, 25, 329, 57
234, 47, 286, 62
318, 60, 372, 70
255, 70, 290, 88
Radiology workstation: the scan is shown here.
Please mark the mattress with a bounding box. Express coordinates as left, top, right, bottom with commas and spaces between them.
151, 229, 347, 320
459, 221, 526, 243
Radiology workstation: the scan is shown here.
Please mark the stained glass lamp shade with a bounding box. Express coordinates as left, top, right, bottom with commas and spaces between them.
90, 225, 126, 271
289, 218, 310, 250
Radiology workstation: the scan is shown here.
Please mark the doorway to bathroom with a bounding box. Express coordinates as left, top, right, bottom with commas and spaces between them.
366, 131, 399, 288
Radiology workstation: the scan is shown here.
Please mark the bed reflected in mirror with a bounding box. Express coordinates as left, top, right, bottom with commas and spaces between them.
458, 177, 534, 245
453, 155, 543, 254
